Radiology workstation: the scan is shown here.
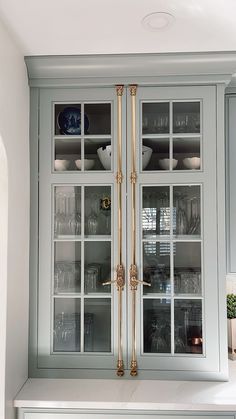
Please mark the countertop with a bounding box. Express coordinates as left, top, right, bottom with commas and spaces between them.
14, 361, 236, 412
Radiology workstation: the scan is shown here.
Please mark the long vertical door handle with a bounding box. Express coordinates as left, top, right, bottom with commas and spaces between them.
115, 85, 125, 376
129, 84, 138, 377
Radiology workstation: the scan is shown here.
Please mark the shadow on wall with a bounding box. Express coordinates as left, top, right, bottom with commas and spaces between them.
0, 134, 8, 418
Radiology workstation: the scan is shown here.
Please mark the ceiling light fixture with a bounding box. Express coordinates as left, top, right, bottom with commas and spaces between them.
142, 12, 175, 31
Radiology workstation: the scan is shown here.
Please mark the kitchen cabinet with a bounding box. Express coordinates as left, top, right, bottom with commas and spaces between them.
27, 54, 228, 380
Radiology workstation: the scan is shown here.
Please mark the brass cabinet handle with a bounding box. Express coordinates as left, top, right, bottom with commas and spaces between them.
129, 263, 151, 377
115, 85, 125, 376
129, 84, 139, 377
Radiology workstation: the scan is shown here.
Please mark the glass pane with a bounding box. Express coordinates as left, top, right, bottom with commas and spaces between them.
84, 241, 111, 294
173, 102, 200, 134
84, 103, 111, 135
55, 139, 81, 171
53, 298, 81, 352
142, 103, 169, 134
85, 139, 111, 171
173, 185, 201, 237
143, 299, 171, 353
142, 139, 170, 171
84, 186, 111, 236
54, 186, 81, 237
84, 298, 111, 352
174, 242, 201, 295
54, 104, 82, 135
143, 242, 171, 294
142, 186, 170, 238
174, 299, 202, 354
173, 137, 200, 171
54, 242, 81, 293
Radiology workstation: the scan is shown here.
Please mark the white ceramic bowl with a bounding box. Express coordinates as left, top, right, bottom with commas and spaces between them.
183, 157, 201, 170
142, 145, 153, 169
97, 145, 153, 170
159, 158, 178, 170
75, 159, 95, 170
54, 159, 70, 171
97, 145, 112, 170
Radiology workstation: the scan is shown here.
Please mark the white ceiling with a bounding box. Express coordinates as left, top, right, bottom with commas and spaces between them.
0, 0, 236, 56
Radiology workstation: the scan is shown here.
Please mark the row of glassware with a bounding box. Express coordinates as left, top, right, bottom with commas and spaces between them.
54, 261, 104, 294
54, 191, 111, 236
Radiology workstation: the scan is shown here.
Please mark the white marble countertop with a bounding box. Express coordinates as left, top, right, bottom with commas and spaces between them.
14, 361, 236, 412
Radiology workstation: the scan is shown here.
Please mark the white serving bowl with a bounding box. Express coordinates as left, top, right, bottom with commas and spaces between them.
142, 145, 153, 169
54, 159, 70, 171
183, 157, 201, 170
159, 158, 178, 170
97, 145, 112, 170
97, 145, 153, 170
75, 159, 95, 170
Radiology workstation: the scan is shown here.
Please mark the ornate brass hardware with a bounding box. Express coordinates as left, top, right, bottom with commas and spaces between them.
130, 360, 138, 377
115, 85, 125, 376
102, 264, 125, 290
129, 85, 137, 96
129, 263, 151, 376
116, 171, 123, 184
129, 84, 138, 376
130, 171, 137, 184
130, 264, 151, 290
117, 360, 125, 377
116, 85, 124, 97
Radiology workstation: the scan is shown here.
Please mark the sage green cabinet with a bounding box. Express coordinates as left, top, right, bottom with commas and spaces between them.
30, 82, 227, 380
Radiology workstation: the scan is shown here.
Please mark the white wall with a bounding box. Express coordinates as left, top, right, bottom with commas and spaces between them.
0, 18, 29, 419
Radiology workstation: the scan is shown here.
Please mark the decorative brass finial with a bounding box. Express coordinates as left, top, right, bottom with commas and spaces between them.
116, 85, 124, 96
129, 85, 137, 96
117, 360, 125, 377
130, 360, 138, 376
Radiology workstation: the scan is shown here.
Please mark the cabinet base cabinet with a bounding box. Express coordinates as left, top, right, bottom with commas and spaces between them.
17, 410, 236, 419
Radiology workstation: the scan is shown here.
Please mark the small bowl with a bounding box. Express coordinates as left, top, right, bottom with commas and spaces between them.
54, 159, 70, 171
97, 145, 112, 170
75, 159, 95, 170
183, 157, 201, 170
142, 145, 153, 169
159, 158, 178, 170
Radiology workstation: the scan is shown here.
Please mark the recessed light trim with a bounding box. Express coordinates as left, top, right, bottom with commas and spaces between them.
142, 12, 175, 31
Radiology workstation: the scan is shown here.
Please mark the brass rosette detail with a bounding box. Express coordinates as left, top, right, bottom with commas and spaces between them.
116, 264, 125, 289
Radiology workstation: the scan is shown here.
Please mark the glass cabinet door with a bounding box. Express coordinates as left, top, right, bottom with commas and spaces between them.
38, 87, 124, 371
132, 85, 220, 376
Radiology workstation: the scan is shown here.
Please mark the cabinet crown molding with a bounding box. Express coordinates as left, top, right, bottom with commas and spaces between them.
25, 52, 236, 87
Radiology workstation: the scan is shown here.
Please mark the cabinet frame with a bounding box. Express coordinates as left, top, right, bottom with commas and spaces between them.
28, 56, 228, 380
